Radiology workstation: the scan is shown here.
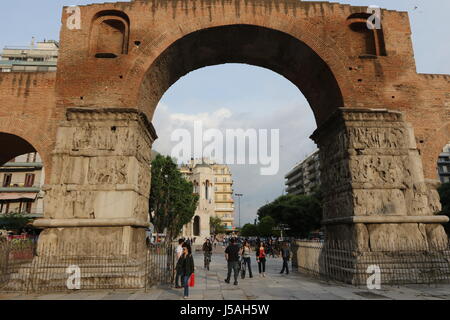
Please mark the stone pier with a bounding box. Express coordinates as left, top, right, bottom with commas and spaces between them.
33, 109, 157, 278
310, 108, 450, 284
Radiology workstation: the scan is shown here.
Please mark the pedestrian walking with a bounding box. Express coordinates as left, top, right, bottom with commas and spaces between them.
241, 240, 253, 278
180, 243, 195, 299
279, 242, 290, 275
202, 238, 213, 270
256, 242, 267, 277
224, 237, 240, 285
174, 239, 184, 288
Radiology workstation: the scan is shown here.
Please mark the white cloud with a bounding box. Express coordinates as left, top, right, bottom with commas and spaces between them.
152, 101, 317, 225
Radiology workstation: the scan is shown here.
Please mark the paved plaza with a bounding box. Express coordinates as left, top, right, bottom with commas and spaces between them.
1, 248, 450, 300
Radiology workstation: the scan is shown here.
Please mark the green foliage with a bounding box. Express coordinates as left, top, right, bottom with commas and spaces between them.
437, 182, 450, 235
149, 155, 199, 241
210, 216, 226, 235
256, 191, 322, 238
0, 212, 32, 231
258, 216, 277, 237
240, 223, 259, 237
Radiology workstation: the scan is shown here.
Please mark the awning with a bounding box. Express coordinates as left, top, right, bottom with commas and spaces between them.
0, 193, 37, 201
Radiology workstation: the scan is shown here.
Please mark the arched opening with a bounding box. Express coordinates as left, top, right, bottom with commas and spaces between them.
0, 133, 36, 166
90, 10, 130, 58
145, 24, 342, 239
0, 133, 45, 238
193, 180, 198, 194
205, 180, 210, 200
347, 13, 387, 57
193, 216, 200, 237
138, 24, 344, 126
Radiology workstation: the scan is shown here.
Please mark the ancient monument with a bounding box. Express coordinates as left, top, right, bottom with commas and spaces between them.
0, 0, 449, 286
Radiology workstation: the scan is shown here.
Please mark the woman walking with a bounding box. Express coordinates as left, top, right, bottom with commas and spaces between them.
180, 243, 195, 299
241, 240, 253, 278
256, 242, 267, 277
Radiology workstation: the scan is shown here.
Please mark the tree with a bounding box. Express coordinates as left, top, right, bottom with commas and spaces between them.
438, 182, 450, 235
256, 192, 322, 238
240, 223, 259, 237
0, 212, 32, 232
258, 216, 277, 237
149, 155, 199, 241
210, 216, 226, 235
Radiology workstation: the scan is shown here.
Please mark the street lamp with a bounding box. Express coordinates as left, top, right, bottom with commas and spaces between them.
234, 193, 243, 229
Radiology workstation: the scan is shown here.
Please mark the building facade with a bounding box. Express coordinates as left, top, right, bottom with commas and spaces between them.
438, 144, 450, 183
0, 39, 58, 73
0, 152, 44, 219
211, 163, 235, 232
285, 150, 321, 196
180, 159, 235, 238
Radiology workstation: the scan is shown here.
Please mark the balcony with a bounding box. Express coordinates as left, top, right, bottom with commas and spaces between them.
0, 186, 41, 192
1, 162, 43, 169
0, 211, 43, 218
215, 207, 234, 212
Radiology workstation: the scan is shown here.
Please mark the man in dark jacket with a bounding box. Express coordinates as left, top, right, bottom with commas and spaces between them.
224, 237, 240, 285
280, 242, 291, 274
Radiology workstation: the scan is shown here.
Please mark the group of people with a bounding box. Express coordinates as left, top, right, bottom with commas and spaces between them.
173, 237, 292, 299
223, 238, 291, 285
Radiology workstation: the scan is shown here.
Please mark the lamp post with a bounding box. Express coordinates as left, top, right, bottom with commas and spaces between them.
234, 193, 243, 229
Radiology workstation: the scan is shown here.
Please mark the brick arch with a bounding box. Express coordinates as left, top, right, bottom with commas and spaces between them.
128, 18, 355, 126
0, 117, 54, 182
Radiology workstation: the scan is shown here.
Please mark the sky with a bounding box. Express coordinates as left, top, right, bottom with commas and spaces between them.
1, 1, 449, 226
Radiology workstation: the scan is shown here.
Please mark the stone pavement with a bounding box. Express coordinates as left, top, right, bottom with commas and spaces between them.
1, 249, 450, 300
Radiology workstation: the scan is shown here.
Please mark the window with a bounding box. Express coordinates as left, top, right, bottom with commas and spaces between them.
205, 180, 210, 200
37, 66, 49, 72
25, 202, 32, 213
25, 173, 35, 187
9, 57, 27, 61
3, 174, 12, 187
347, 13, 387, 57
91, 11, 130, 58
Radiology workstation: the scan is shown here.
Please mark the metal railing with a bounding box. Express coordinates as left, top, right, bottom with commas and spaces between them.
0, 241, 175, 293
292, 240, 450, 286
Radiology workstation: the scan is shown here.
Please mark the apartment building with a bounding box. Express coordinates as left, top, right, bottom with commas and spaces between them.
0, 39, 58, 73
0, 152, 44, 218
285, 150, 321, 196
